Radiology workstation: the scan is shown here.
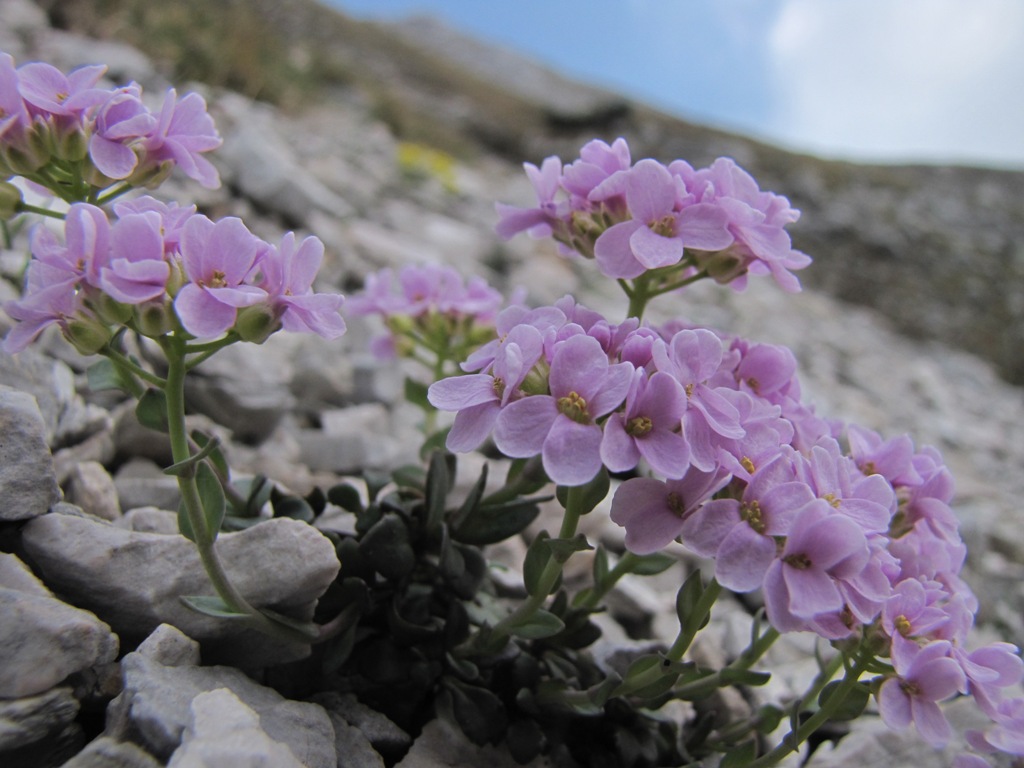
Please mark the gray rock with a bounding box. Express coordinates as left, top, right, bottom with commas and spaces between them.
53, 428, 117, 486
65, 460, 122, 521
60, 736, 162, 768
167, 689, 306, 768
311, 691, 411, 759
135, 623, 201, 667
0, 387, 61, 521
324, 712, 385, 768
114, 506, 180, 535
0, 687, 83, 768
215, 92, 355, 228
0, 553, 119, 698
20, 509, 340, 666
107, 639, 335, 767
395, 718, 557, 768
113, 459, 182, 515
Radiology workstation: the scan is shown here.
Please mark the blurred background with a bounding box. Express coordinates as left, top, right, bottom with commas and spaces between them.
331, 0, 1024, 170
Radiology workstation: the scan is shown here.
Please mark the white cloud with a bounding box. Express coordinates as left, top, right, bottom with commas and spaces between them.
765, 0, 1024, 167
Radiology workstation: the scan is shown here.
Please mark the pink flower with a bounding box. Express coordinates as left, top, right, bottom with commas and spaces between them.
138, 88, 222, 189
610, 467, 731, 555
173, 215, 265, 338
493, 333, 632, 486
877, 640, 967, 747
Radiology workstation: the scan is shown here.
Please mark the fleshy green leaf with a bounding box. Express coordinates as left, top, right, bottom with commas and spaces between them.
522, 531, 552, 597
720, 740, 758, 768
675, 569, 706, 628
259, 606, 320, 640
818, 680, 871, 721
629, 552, 677, 576
718, 667, 771, 687
452, 497, 544, 546
404, 375, 431, 410
546, 533, 592, 563
177, 500, 196, 542
135, 387, 168, 432
196, 461, 226, 536
438, 678, 508, 746
510, 609, 565, 639
592, 546, 610, 584
451, 463, 489, 529
423, 450, 451, 531
87, 357, 141, 395
180, 595, 250, 619
359, 513, 415, 581
327, 482, 363, 512
191, 429, 229, 480
271, 492, 315, 523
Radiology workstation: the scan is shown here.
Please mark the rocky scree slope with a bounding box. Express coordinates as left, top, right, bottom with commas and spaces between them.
0, 1, 1023, 766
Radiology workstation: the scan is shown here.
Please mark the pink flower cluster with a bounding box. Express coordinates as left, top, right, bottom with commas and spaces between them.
2, 197, 346, 352
1, 52, 221, 189
428, 297, 1023, 758
495, 138, 811, 291
347, 264, 507, 359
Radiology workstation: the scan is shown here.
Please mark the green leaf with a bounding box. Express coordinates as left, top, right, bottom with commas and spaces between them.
271, 492, 315, 523
502, 456, 549, 497
358, 513, 415, 581
259, 606, 320, 640
510, 609, 565, 639
196, 461, 226, 535
87, 357, 139, 395
555, 467, 610, 515
451, 497, 544, 546
177, 500, 196, 542
755, 705, 786, 735
191, 429, 229, 480
438, 679, 508, 746
675, 569, 706, 626
451, 463, 488, 529
423, 450, 451, 531
720, 740, 758, 768
242, 475, 274, 516
718, 667, 771, 687
404, 375, 431, 410
327, 482, 363, 512
629, 552, 676, 576
522, 532, 552, 597
546, 533, 593, 563
135, 387, 168, 432
391, 464, 426, 489
592, 546, 610, 584
180, 595, 250, 619
818, 680, 871, 721
163, 437, 223, 478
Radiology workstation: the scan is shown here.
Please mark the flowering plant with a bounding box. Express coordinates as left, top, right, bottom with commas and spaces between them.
3, 54, 1021, 767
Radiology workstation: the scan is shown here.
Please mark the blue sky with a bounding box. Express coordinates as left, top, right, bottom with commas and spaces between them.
326, 0, 1024, 170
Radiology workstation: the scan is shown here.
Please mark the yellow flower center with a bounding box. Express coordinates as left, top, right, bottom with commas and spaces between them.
557, 391, 590, 424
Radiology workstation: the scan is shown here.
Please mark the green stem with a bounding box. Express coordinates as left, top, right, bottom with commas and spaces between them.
485, 485, 585, 643
672, 626, 780, 700
16, 202, 67, 220
575, 550, 643, 611
162, 336, 312, 646
93, 182, 134, 207
747, 651, 869, 767
102, 344, 166, 390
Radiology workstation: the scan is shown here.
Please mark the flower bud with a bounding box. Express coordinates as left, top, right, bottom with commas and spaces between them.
0, 181, 23, 220
128, 158, 174, 190
134, 300, 176, 338
234, 304, 281, 344
91, 292, 133, 325
56, 125, 89, 163
693, 248, 748, 285
64, 315, 111, 355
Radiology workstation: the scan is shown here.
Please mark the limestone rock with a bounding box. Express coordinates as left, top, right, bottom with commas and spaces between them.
20, 509, 340, 666
0, 387, 60, 521
0, 553, 118, 699
65, 460, 121, 521
107, 636, 335, 767
0, 687, 83, 768
167, 689, 306, 768
60, 736, 162, 768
